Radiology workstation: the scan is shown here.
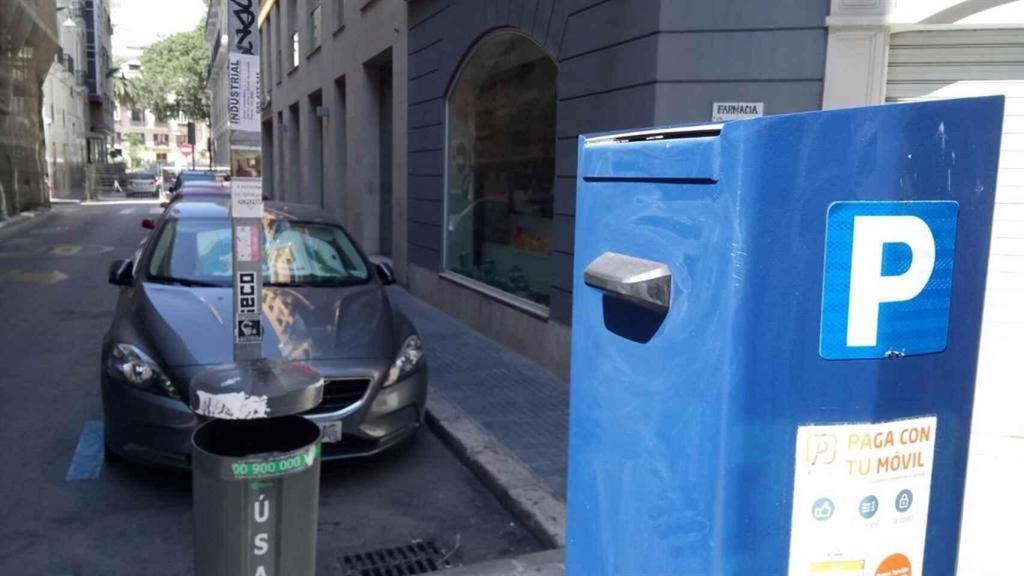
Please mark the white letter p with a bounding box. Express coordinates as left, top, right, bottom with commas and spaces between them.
847, 216, 936, 347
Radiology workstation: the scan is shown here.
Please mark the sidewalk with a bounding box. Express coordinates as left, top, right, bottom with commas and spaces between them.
386, 286, 570, 547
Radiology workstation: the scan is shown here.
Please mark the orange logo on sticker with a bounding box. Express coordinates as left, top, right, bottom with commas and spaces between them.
807, 434, 838, 466
875, 553, 911, 576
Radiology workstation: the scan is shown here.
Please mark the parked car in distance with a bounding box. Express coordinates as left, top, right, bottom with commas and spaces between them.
102, 199, 425, 468
161, 181, 230, 206
168, 170, 217, 194
125, 171, 161, 198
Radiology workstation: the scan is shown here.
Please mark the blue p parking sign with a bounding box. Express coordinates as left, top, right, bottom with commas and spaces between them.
820, 201, 959, 359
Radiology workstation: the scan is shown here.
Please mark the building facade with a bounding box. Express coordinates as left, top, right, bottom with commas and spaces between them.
112, 59, 211, 171
42, 0, 89, 200
205, 0, 230, 169
404, 0, 830, 376
82, 0, 114, 163
0, 0, 60, 217
257, 0, 409, 278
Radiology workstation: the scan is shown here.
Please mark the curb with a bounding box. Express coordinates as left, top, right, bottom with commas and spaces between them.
438, 549, 564, 576
425, 391, 566, 549
0, 207, 48, 232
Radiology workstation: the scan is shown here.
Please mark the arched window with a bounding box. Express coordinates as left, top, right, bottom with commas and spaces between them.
445, 30, 557, 307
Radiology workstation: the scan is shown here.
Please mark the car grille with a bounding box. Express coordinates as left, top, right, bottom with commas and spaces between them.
306, 379, 371, 415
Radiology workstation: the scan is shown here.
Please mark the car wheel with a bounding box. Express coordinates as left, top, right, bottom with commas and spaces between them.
103, 440, 123, 465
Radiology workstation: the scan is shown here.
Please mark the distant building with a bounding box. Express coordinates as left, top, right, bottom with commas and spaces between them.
42, 0, 89, 200
82, 0, 114, 163
204, 0, 232, 169
112, 59, 211, 171
0, 0, 61, 217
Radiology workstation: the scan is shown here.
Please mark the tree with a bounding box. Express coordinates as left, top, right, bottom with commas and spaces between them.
111, 58, 140, 110
135, 23, 210, 123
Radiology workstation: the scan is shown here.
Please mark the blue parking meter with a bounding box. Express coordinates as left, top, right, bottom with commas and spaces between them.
567, 97, 1003, 575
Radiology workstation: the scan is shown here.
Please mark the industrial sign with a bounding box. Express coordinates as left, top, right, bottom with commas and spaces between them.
788, 416, 936, 576
711, 102, 763, 121
228, 0, 261, 133
819, 201, 958, 359
227, 52, 261, 133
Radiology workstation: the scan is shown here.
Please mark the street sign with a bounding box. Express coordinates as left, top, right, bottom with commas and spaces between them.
231, 177, 263, 219
711, 101, 763, 121
179, 143, 194, 156
820, 201, 959, 359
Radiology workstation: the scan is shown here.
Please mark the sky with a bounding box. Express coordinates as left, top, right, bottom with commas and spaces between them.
111, 0, 208, 59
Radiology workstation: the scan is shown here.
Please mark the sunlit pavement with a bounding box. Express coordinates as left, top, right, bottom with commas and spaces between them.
0, 203, 540, 575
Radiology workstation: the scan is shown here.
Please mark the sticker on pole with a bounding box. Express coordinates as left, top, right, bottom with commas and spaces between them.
236, 318, 263, 343
820, 201, 959, 359
235, 225, 259, 262
231, 177, 263, 219
788, 416, 937, 576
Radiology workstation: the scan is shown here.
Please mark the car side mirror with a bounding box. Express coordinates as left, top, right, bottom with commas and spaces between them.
108, 259, 133, 286
142, 218, 155, 230
376, 262, 396, 286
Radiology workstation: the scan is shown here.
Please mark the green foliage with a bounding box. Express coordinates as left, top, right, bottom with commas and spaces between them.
126, 133, 145, 168
135, 22, 210, 123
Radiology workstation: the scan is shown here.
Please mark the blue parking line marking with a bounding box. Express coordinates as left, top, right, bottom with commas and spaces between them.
66, 419, 104, 481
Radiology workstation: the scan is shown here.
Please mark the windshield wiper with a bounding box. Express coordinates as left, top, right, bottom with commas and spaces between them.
152, 276, 228, 288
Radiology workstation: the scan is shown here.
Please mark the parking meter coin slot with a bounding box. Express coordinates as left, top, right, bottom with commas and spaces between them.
583, 252, 671, 313
580, 124, 722, 182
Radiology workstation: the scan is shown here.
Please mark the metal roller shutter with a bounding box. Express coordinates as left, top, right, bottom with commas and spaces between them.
887, 28, 1024, 575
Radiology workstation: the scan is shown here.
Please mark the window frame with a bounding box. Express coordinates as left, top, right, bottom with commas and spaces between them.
440, 29, 557, 317
308, 2, 322, 54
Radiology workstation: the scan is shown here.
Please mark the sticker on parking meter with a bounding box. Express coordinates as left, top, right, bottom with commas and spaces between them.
820, 201, 958, 359
236, 318, 263, 343
788, 416, 936, 576
235, 225, 259, 262
231, 177, 263, 219
237, 271, 258, 315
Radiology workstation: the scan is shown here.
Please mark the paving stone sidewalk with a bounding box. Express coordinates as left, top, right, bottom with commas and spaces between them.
386, 286, 569, 500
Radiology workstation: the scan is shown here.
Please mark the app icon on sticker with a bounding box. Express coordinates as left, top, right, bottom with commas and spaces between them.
859, 495, 879, 519
812, 498, 835, 521
895, 489, 913, 513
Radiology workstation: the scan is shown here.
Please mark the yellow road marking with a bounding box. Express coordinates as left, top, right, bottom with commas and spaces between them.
5, 270, 68, 285
50, 244, 83, 256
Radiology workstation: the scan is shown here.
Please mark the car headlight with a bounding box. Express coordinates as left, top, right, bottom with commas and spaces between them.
107, 343, 181, 400
383, 335, 424, 388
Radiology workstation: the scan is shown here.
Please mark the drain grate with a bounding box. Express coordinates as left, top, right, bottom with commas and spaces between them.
339, 539, 453, 576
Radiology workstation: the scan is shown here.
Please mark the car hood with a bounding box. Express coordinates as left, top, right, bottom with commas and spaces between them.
134, 282, 395, 367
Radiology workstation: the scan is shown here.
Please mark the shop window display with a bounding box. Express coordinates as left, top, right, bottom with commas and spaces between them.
445, 30, 556, 307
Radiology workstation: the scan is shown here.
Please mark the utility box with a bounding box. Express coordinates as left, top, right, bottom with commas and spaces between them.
567, 97, 1003, 575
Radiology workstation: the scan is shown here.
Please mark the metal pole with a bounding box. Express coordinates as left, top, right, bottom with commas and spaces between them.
227, 1, 264, 361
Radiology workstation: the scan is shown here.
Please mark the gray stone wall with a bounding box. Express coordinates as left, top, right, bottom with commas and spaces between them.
404, 0, 828, 376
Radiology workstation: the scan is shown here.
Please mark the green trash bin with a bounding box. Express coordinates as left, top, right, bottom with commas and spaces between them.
190, 360, 324, 576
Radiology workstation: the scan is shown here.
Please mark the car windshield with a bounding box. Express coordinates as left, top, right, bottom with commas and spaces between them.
129, 172, 155, 179
146, 218, 371, 287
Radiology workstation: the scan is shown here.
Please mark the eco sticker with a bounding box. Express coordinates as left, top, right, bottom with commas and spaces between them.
788, 416, 936, 576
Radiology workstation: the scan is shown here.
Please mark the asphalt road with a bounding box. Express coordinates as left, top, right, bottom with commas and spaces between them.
0, 201, 540, 575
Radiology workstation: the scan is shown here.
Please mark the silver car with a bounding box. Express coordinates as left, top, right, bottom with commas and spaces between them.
102, 199, 427, 468
125, 171, 162, 197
